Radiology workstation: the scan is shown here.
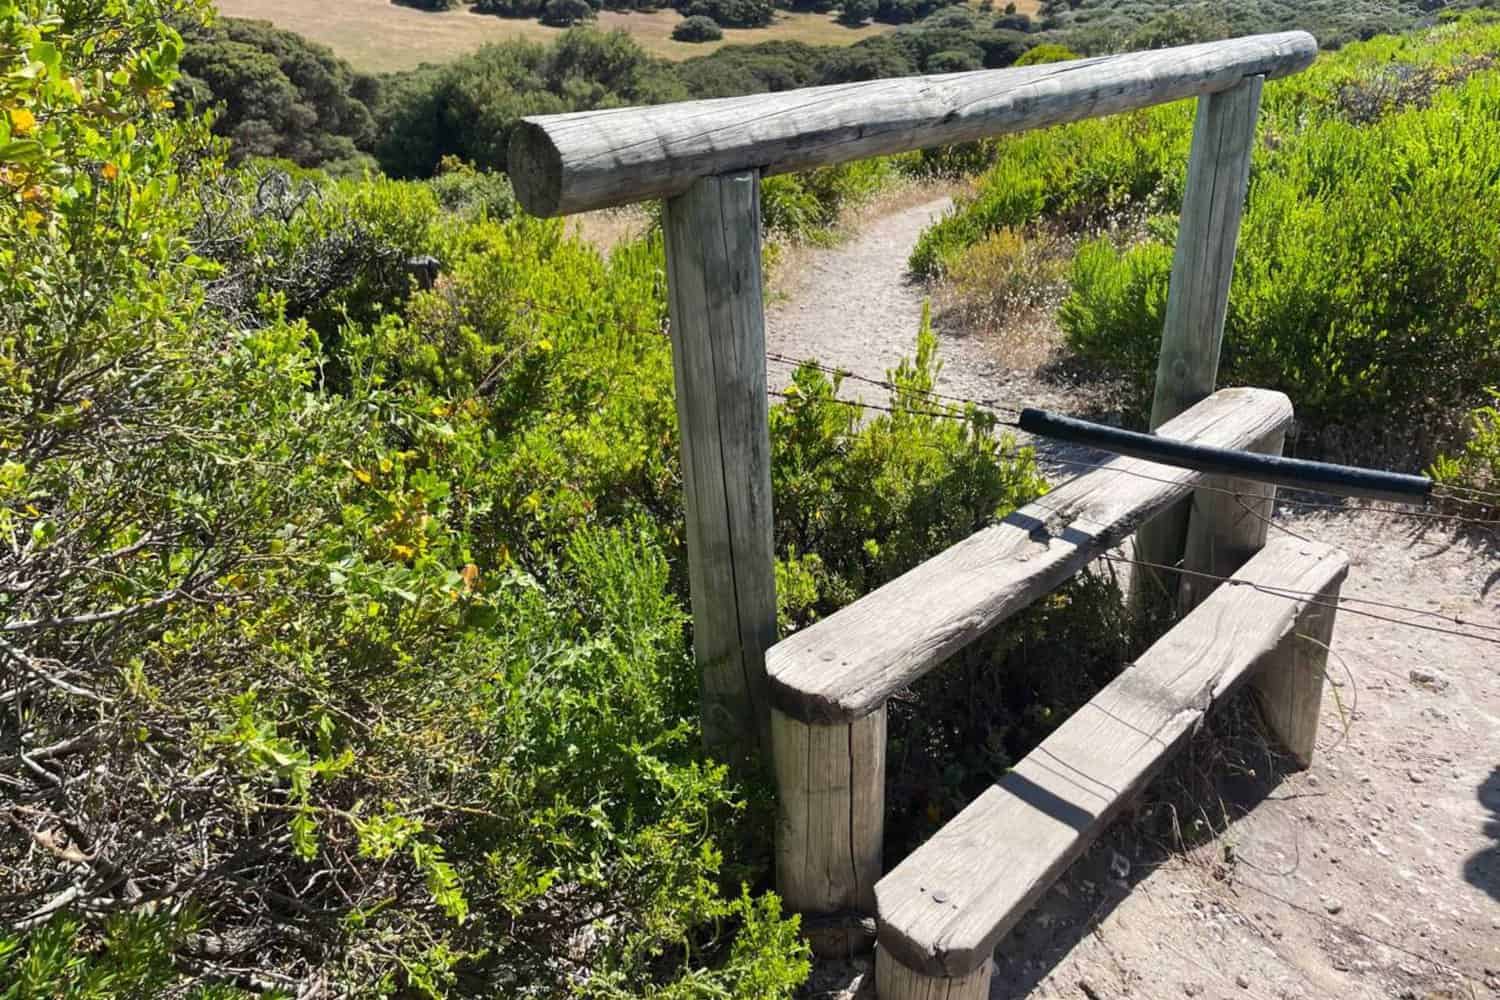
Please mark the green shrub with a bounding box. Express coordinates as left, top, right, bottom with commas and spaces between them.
1013, 41, 1079, 64
1430, 390, 1500, 515
677, 0, 775, 27
176, 16, 379, 172
673, 14, 725, 40
1056, 237, 1175, 401
942, 226, 1070, 329
372, 30, 687, 177
542, 0, 598, 24
760, 158, 895, 240
923, 18, 1500, 444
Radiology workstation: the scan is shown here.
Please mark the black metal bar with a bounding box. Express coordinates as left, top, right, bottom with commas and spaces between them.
1018, 408, 1432, 504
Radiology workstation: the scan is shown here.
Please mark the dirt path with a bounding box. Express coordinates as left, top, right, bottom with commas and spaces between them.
765, 195, 967, 389
766, 191, 1118, 478
778, 197, 1500, 1000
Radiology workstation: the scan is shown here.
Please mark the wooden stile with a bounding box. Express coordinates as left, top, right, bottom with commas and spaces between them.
1137, 75, 1265, 587
662, 172, 778, 768
501, 35, 1325, 982
874, 539, 1349, 988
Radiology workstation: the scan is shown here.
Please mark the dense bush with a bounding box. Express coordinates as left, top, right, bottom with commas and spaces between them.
542, 0, 598, 23
1035, 0, 1457, 53
676, 0, 775, 27
1013, 40, 1079, 64
372, 30, 688, 177
1431, 391, 1500, 515
674, 13, 725, 39
675, 40, 825, 95
176, 16, 379, 172
839, 0, 876, 24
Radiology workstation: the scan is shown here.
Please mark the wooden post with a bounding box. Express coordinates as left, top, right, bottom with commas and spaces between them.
1177, 423, 1284, 612
1252, 574, 1343, 768
772, 706, 885, 958
877, 949, 992, 1000
662, 171, 778, 769
1136, 75, 1264, 593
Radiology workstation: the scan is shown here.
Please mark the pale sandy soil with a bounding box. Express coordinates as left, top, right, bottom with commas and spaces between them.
776, 196, 1500, 1000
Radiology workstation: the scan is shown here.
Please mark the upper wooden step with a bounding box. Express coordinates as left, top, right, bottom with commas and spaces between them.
873, 536, 1349, 978
767, 387, 1293, 725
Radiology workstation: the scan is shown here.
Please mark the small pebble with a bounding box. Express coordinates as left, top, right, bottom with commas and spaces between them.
1408, 770, 1424, 784
1323, 897, 1344, 915
1236, 973, 1250, 989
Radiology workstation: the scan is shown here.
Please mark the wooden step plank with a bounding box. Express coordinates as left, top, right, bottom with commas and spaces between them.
874, 537, 1349, 979
767, 387, 1293, 725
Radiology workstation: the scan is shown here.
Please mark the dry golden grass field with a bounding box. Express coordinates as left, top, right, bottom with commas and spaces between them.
213, 0, 1040, 71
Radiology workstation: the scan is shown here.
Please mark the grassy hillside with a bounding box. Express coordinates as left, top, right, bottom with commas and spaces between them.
214, 0, 924, 69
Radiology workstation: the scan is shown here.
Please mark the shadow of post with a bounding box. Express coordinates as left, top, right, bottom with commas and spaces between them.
1463, 766, 1500, 903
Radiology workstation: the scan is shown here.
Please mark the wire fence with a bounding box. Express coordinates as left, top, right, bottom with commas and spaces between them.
476, 302, 1500, 645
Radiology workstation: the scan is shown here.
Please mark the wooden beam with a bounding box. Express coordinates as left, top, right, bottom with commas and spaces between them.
773, 707, 885, 958
766, 388, 1292, 726
874, 538, 1349, 980
509, 34, 1314, 217
663, 171, 778, 769
1137, 76, 1265, 585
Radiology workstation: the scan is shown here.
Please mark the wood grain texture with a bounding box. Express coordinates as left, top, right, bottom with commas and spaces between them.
773, 707, 885, 957
508, 34, 1313, 216
767, 388, 1293, 725
1178, 424, 1284, 612
876, 947, 992, 1000
874, 537, 1350, 978
663, 172, 778, 768
1252, 575, 1342, 768
1137, 77, 1264, 584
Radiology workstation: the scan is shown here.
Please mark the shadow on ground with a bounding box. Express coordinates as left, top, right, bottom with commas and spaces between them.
1463, 766, 1500, 904
989, 693, 1297, 999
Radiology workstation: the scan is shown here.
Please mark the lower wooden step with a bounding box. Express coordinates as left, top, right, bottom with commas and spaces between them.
874, 537, 1349, 991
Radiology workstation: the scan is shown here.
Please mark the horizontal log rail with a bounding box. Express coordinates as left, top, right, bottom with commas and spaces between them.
507, 31, 1316, 216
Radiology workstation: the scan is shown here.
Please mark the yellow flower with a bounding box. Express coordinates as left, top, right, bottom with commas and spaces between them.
100, 162, 118, 182
353, 468, 372, 485
8, 108, 36, 136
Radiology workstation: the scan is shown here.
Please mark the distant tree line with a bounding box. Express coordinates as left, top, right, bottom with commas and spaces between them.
175, 0, 1499, 180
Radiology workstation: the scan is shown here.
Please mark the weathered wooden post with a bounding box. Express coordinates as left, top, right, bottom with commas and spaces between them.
660, 171, 779, 768
1137, 75, 1266, 600
771, 705, 885, 957
1252, 573, 1341, 768
1176, 422, 1283, 611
